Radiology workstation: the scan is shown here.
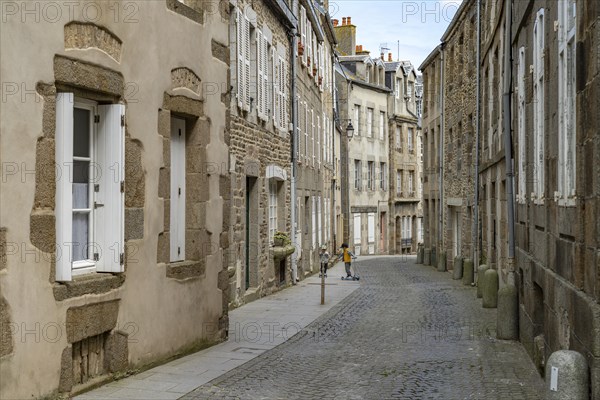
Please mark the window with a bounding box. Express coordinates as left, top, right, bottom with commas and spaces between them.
311, 109, 315, 166
236, 9, 251, 111
367, 108, 373, 138
532, 9, 545, 200
418, 217, 423, 243
256, 29, 270, 121
312, 196, 317, 248
55, 93, 124, 282
317, 115, 321, 166
273, 51, 288, 131
380, 162, 386, 191
304, 102, 309, 164
353, 213, 361, 245
367, 213, 375, 243
268, 179, 278, 242
395, 126, 401, 150
517, 47, 526, 202
407, 82, 413, 102
354, 105, 360, 136
317, 196, 322, 245
396, 170, 402, 195
354, 160, 362, 190
300, 6, 307, 65
408, 172, 414, 196
379, 112, 385, 140
395, 78, 401, 99
367, 161, 374, 190
170, 117, 186, 262
408, 127, 414, 153
558, 0, 576, 201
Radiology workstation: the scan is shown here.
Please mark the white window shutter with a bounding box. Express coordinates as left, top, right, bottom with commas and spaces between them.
236, 10, 244, 109
169, 117, 186, 263
55, 93, 74, 282
263, 36, 269, 121
256, 30, 264, 119
244, 16, 251, 111
95, 104, 125, 273
272, 47, 278, 126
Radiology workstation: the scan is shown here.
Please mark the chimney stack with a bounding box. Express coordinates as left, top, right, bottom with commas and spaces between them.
333, 16, 357, 56
388, 53, 392, 62
380, 52, 384, 61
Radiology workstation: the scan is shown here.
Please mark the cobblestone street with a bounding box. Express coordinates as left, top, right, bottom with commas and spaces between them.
183, 256, 544, 399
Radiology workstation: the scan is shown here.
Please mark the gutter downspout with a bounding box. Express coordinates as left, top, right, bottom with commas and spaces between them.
290, 27, 299, 284
502, 0, 515, 279
331, 49, 337, 249
473, 0, 482, 266
438, 45, 444, 255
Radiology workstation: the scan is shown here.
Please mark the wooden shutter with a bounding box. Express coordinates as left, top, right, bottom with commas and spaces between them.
243, 15, 251, 111
257, 30, 264, 119
169, 117, 186, 262
272, 47, 279, 126
95, 104, 125, 273
353, 214, 361, 245
262, 36, 269, 121
236, 10, 244, 109
55, 93, 74, 282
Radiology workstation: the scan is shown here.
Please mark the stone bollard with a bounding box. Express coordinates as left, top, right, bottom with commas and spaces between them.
453, 256, 464, 280
424, 248, 431, 266
416, 245, 424, 264
431, 248, 437, 268
462, 258, 474, 286
482, 269, 499, 308
437, 252, 447, 272
545, 350, 589, 400
497, 284, 518, 339
477, 264, 489, 298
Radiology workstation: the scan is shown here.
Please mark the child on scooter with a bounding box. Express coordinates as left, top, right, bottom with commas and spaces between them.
319, 245, 330, 278
338, 243, 357, 278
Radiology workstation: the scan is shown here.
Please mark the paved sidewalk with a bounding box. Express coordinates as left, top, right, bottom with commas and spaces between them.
76, 261, 360, 400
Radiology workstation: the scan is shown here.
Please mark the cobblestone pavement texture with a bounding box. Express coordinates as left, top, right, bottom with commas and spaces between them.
182, 256, 545, 399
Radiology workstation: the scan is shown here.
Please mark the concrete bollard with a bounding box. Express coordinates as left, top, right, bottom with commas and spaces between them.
545, 350, 589, 400
477, 264, 489, 298
416, 245, 424, 264
424, 248, 431, 266
431, 248, 437, 268
482, 269, 499, 308
497, 284, 518, 339
462, 258, 474, 286
437, 252, 447, 272
453, 256, 464, 280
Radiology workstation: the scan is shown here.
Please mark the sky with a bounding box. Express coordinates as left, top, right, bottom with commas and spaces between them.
329, 0, 463, 69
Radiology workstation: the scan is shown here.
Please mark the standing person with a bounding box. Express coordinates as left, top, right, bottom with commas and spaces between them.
319, 245, 330, 278
339, 243, 356, 278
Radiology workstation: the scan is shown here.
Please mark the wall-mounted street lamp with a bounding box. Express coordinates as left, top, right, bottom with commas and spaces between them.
346, 121, 354, 139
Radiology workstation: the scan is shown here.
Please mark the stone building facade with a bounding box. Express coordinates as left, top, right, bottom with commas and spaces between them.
226, 0, 295, 305
419, 0, 477, 270
421, 0, 600, 396
0, 1, 230, 398
335, 18, 391, 255
293, 0, 336, 279
512, 0, 600, 396
384, 58, 423, 254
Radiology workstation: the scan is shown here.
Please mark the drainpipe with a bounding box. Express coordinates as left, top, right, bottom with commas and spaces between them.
502, 0, 515, 279
438, 45, 444, 255
289, 27, 299, 284
331, 49, 336, 249
473, 0, 482, 266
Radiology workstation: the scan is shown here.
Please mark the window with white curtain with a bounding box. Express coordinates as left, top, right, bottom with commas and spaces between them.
367, 108, 373, 138
379, 112, 385, 140
55, 93, 124, 282
268, 179, 278, 242
354, 105, 360, 136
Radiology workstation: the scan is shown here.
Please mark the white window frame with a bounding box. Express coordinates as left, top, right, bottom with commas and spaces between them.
395, 78, 401, 99
380, 162, 386, 191
408, 171, 414, 195
557, 0, 577, 205
532, 8, 545, 203
367, 161, 374, 191
379, 112, 385, 140
396, 170, 402, 196
56, 93, 124, 282
367, 108, 373, 138
170, 117, 186, 262
367, 213, 375, 244
354, 105, 360, 136
354, 159, 362, 190
269, 179, 278, 243
408, 127, 414, 152
353, 213, 361, 245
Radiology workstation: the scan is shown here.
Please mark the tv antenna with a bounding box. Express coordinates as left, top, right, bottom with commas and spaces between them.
379, 43, 390, 59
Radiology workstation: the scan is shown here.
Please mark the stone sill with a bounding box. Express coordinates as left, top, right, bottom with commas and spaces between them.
270, 245, 295, 261
53, 273, 125, 302
165, 260, 206, 280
